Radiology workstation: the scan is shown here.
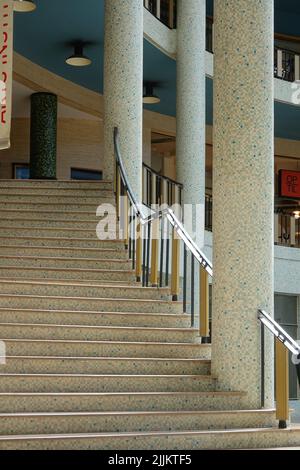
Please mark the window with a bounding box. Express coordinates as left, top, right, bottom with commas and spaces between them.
71, 168, 103, 181
13, 164, 30, 179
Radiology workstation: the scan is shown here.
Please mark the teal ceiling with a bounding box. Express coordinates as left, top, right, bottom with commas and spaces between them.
13, 0, 300, 140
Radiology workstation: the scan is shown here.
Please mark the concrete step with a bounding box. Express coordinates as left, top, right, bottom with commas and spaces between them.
0, 409, 276, 436
0, 209, 100, 221
0, 280, 170, 301
0, 202, 114, 211
0, 322, 200, 343
0, 187, 113, 197
0, 308, 191, 328
0, 373, 215, 393
0, 268, 136, 282
0, 194, 112, 204
1, 356, 210, 375
0, 426, 298, 450
0, 227, 115, 239
0, 219, 111, 230
2, 339, 210, 359
0, 391, 245, 413
0, 255, 132, 270
0, 236, 125, 249
0, 245, 128, 259
0, 180, 113, 190
0, 293, 180, 313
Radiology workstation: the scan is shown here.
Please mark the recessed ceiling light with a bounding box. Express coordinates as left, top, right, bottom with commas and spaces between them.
13, 0, 36, 12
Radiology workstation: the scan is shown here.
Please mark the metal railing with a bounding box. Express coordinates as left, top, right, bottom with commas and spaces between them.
144, 3, 300, 84
258, 310, 300, 429
114, 127, 296, 427
275, 212, 300, 248
143, 0, 176, 29
142, 163, 182, 207
115, 127, 212, 337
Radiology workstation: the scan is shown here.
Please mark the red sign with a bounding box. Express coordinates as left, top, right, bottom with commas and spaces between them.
279, 170, 300, 199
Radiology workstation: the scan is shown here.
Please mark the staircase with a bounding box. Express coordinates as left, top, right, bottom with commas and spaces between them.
0, 179, 299, 450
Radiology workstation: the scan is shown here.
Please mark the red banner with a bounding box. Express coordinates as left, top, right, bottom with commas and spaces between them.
0, 0, 13, 150
279, 170, 300, 199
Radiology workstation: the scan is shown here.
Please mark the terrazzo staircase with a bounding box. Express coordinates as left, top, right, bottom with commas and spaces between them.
0, 179, 299, 450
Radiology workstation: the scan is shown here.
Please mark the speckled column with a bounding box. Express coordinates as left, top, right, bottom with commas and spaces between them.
30, 93, 57, 180
104, 0, 143, 201
176, 0, 206, 243
212, 0, 274, 408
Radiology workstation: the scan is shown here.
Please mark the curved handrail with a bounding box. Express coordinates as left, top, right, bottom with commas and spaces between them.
114, 127, 213, 276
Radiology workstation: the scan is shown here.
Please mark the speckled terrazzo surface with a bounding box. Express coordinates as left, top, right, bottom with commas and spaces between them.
212, 0, 275, 408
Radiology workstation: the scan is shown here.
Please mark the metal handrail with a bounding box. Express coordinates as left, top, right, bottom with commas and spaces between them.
114, 127, 213, 276
143, 162, 183, 189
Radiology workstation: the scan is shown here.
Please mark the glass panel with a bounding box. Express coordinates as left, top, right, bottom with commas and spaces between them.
71, 168, 103, 181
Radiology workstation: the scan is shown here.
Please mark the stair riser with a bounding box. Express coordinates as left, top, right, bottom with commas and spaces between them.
0, 237, 125, 249
0, 212, 100, 221
0, 181, 112, 190
0, 220, 111, 230
0, 246, 128, 259
0, 268, 136, 282
0, 412, 276, 436
0, 203, 113, 211
0, 296, 180, 313
0, 284, 170, 301
0, 189, 113, 197
0, 311, 190, 328
1, 358, 210, 375
0, 375, 214, 393
3, 341, 210, 359
1, 430, 298, 450
0, 394, 243, 413
0, 257, 132, 270
0, 195, 112, 204
0, 324, 199, 343
0, 228, 117, 239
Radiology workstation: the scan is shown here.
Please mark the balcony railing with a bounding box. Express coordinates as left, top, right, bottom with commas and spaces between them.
143, 0, 176, 29
144, 4, 300, 84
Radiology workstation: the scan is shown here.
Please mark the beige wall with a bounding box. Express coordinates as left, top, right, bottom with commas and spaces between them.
0, 118, 104, 179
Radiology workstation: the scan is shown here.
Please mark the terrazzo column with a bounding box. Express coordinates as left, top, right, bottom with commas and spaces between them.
30, 93, 57, 179
104, 0, 143, 201
176, 0, 206, 244
212, 0, 274, 408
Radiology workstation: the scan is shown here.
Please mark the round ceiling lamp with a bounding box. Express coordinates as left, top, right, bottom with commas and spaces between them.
13, 0, 36, 12
66, 42, 92, 67
143, 83, 160, 104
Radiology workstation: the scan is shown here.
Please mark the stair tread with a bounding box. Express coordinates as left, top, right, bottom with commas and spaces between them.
0, 409, 275, 417
3, 355, 210, 362
1, 425, 295, 441
0, 245, 122, 252
2, 338, 208, 347
0, 322, 197, 333
0, 255, 131, 263
0, 391, 244, 396
0, 307, 185, 317
0, 373, 212, 378
0, 293, 177, 304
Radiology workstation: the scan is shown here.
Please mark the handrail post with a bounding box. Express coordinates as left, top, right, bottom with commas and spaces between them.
136, 221, 142, 282
120, 192, 129, 249
169, 0, 174, 28
150, 218, 159, 287
171, 228, 180, 301
200, 266, 209, 338
116, 170, 121, 221
275, 338, 289, 429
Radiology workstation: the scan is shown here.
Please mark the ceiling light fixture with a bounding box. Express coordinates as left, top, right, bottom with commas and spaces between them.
143, 83, 160, 104
13, 0, 36, 12
66, 42, 92, 67
293, 210, 300, 219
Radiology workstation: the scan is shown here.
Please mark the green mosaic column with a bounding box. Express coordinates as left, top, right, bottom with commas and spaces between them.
30, 93, 57, 179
